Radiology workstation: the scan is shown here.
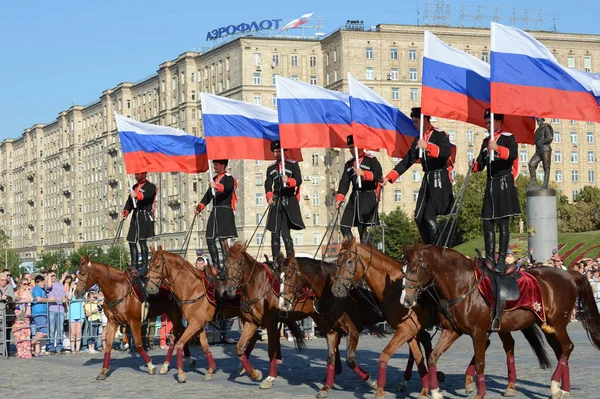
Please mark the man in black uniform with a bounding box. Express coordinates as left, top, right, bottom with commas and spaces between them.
265, 140, 305, 265
472, 109, 521, 272
122, 171, 157, 276
335, 135, 382, 244
528, 117, 554, 189
383, 108, 454, 245
195, 159, 238, 270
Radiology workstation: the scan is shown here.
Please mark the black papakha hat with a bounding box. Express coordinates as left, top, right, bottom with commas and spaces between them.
346, 135, 354, 146
484, 108, 504, 121
270, 140, 281, 152
213, 159, 229, 166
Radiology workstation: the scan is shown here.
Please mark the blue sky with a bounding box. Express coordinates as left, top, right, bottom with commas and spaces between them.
0, 0, 597, 141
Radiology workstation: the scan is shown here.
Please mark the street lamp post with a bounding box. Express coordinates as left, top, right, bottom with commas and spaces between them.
381, 221, 386, 254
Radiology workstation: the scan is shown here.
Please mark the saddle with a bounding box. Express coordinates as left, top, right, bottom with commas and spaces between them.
126, 268, 148, 303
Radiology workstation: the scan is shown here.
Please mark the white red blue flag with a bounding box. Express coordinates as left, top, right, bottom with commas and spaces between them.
281, 12, 313, 31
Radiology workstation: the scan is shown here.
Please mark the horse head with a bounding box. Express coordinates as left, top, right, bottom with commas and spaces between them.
221, 241, 248, 298
74, 255, 95, 299
146, 245, 168, 295
278, 251, 303, 312
400, 243, 434, 308
331, 237, 364, 298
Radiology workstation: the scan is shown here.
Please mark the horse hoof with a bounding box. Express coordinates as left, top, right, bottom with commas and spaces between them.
251, 370, 263, 381
367, 379, 377, 390
96, 374, 107, 381
437, 371, 446, 383
259, 378, 273, 389
148, 366, 156, 375
418, 396, 429, 399
465, 382, 476, 394
431, 388, 445, 399
504, 387, 518, 397
396, 381, 408, 392
238, 365, 246, 376
551, 381, 562, 399
177, 373, 187, 383
159, 365, 169, 375
316, 389, 329, 398
560, 390, 570, 399
375, 388, 386, 399
203, 374, 213, 381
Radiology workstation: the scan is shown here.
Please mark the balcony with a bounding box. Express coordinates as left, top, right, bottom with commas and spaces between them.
108, 207, 119, 217
108, 176, 119, 186
26, 171, 35, 181
0, 206, 4, 213
63, 217, 71, 225
27, 199, 35, 206
62, 189, 71, 197
62, 160, 71, 170
28, 223, 35, 230
0, 183, 3, 191
167, 195, 180, 206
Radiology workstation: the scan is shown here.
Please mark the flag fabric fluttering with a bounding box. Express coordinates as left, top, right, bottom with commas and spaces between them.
276, 75, 351, 149
200, 93, 302, 161
491, 22, 600, 123
347, 73, 418, 158
115, 113, 208, 174
422, 30, 535, 144
281, 12, 313, 31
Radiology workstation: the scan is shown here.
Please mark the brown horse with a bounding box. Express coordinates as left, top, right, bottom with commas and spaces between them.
330, 239, 551, 399
73, 256, 189, 380
279, 253, 386, 397
145, 245, 255, 383
400, 244, 600, 399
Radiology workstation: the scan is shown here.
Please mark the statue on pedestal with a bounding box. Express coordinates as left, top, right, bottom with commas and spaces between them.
528, 117, 554, 189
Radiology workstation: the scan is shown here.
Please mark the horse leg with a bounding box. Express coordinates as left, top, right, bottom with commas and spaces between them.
96, 320, 117, 380
498, 332, 518, 397
471, 331, 489, 399
334, 332, 343, 375
173, 321, 203, 383
259, 320, 280, 389
130, 320, 156, 375
236, 322, 262, 381
465, 338, 492, 393
317, 331, 339, 398
398, 350, 414, 392
345, 330, 375, 389
199, 328, 217, 381
429, 329, 461, 399
550, 327, 574, 399
239, 328, 260, 376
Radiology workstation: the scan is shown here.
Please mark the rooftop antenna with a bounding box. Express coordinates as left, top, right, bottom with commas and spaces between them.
417, 2, 420, 26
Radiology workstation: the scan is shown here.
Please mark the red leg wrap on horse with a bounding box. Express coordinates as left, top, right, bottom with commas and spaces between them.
377, 361, 387, 388
429, 365, 439, 390
551, 361, 564, 382
352, 364, 370, 381
425, 348, 433, 367
103, 352, 111, 369
240, 354, 253, 373
404, 353, 414, 381
507, 354, 517, 383
165, 344, 175, 363
183, 343, 190, 358
140, 350, 151, 364
417, 361, 430, 390
466, 363, 476, 377
269, 358, 278, 378
325, 362, 335, 387
476, 373, 487, 398
206, 351, 217, 370
560, 360, 570, 392
177, 349, 184, 369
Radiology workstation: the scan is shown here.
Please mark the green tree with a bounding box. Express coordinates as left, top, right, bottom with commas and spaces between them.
35, 249, 68, 275
69, 245, 104, 270
0, 230, 23, 276
370, 208, 420, 260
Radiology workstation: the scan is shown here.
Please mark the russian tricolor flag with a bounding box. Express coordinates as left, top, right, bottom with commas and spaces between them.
491, 22, 600, 123
115, 113, 208, 174
276, 75, 351, 149
422, 31, 535, 144
348, 73, 418, 158
281, 12, 313, 31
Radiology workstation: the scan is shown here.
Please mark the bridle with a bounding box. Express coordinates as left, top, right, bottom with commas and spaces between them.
279, 260, 306, 309
401, 255, 436, 299
334, 246, 374, 292
75, 261, 95, 296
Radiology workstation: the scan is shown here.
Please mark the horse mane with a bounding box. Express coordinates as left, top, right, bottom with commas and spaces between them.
425, 245, 475, 271
161, 250, 205, 280
228, 241, 257, 265
82, 260, 125, 286
294, 257, 337, 275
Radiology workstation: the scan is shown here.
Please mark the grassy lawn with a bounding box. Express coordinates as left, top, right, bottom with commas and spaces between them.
453, 230, 600, 267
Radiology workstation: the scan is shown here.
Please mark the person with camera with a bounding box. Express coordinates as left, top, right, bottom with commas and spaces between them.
0, 271, 15, 356
44, 264, 67, 354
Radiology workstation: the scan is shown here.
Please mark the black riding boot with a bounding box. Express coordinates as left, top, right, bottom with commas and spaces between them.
139, 240, 149, 276
423, 216, 439, 246
340, 226, 354, 241
282, 235, 294, 259
129, 243, 139, 270
496, 218, 510, 273
482, 219, 496, 264
358, 224, 369, 245
207, 239, 222, 269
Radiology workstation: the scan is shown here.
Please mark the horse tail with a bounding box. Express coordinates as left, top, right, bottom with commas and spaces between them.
284, 320, 307, 352
365, 323, 388, 338
521, 325, 552, 370
569, 270, 600, 350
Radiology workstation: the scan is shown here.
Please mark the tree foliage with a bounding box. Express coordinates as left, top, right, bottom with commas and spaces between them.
0, 230, 23, 276
370, 208, 420, 260
35, 244, 130, 277
558, 186, 600, 232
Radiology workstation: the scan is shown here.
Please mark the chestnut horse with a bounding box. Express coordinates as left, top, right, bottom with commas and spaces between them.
401, 244, 600, 399
330, 239, 551, 399
279, 253, 386, 398
145, 246, 260, 383
74, 256, 189, 380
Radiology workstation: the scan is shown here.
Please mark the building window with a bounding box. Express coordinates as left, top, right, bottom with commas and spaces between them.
291, 74, 299, 81
390, 48, 398, 60
466, 130, 474, 145
256, 233, 264, 245
481, 51, 489, 63
326, 53, 329, 65
191, 72, 195, 83
589, 170, 595, 182
253, 73, 261, 85
256, 213, 262, 225
570, 119, 578, 125
333, 50, 337, 62
255, 193, 263, 206
412, 169, 420, 182
448, 130, 455, 143
567, 56, 575, 68
311, 233, 321, 245
571, 152, 578, 163
326, 73, 330, 85
253, 53, 261, 66
554, 131, 561, 143
572, 170, 579, 182
587, 132, 594, 143
291, 55, 298, 67
366, 47, 373, 59
366, 67, 374, 80
394, 190, 402, 202
191, 90, 196, 101
588, 151, 595, 163
272, 94, 277, 107
272, 74, 278, 85
572, 190, 580, 201
310, 56, 317, 67
413, 190, 419, 202
310, 75, 318, 85
391, 88, 399, 100
552, 118, 560, 124
294, 233, 304, 246
555, 170, 562, 182
313, 213, 321, 226
467, 149, 475, 161
272, 54, 280, 66
334, 70, 338, 81
255, 173, 263, 186
312, 194, 320, 206
519, 150, 528, 162
584, 56, 592, 72
554, 151, 562, 163
408, 49, 417, 60
409, 68, 417, 81
410, 88, 419, 101
312, 154, 319, 166
570, 132, 578, 144
253, 95, 261, 105
390, 68, 399, 80
312, 175, 319, 186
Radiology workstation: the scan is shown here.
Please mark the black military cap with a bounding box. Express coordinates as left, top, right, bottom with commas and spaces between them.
484, 108, 504, 122
213, 159, 229, 166
270, 140, 281, 152
346, 135, 354, 146
410, 107, 421, 119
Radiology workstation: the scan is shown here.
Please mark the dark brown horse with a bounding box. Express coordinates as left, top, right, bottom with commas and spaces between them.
74, 256, 188, 380
145, 246, 256, 383
401, 244, 600, 399
279, 253, 386, 397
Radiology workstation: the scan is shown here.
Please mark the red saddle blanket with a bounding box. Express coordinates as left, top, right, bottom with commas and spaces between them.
475, 267, 546, 323
126, 273, 171, 303
202, 270, 217, 306
262, 263, 315, 303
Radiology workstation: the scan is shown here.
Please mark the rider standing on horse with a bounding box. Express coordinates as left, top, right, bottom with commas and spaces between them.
122, 171, 157, 276
383, 108, 454, 245
195, 159, 238, 270
265, 140, 305, 267
335, 135, 382, 244
472, 109, 521, 273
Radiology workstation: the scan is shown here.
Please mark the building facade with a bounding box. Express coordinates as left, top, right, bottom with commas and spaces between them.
1, 23, 599, 267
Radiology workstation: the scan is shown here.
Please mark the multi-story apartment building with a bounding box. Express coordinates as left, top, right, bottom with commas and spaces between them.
1, 23, 598, 268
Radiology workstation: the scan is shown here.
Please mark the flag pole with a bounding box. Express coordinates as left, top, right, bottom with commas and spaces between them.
490, 112, 495, 162
418, 113, 424, 158
207, 160, 216, 197
354, 146, 362, 189
127, 175, 137, 208
347, 72, 362, 189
